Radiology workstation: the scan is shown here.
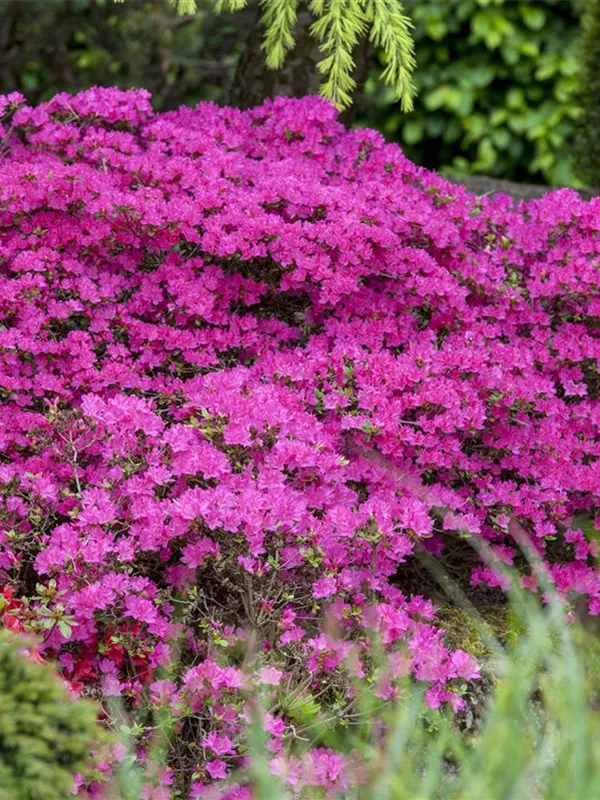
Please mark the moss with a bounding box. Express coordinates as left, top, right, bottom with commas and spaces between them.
436, 604, 526, 659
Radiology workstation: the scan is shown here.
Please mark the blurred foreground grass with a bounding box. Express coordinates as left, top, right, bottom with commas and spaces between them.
109, 552, 600, 800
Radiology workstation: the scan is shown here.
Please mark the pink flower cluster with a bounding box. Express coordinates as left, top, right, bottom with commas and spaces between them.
1, 86, 599, 795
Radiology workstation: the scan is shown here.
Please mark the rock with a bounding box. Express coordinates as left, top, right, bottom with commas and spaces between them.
449, 174, 598, 202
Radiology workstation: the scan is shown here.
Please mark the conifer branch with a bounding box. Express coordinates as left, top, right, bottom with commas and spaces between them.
261, 0, 299, 69
118, 0, 417, 111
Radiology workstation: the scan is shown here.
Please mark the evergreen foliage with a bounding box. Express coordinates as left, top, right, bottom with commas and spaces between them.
0, 634, 104, 800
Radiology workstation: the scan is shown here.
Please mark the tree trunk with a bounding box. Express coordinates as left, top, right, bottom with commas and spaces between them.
226, 7, 371, 113
227, 9, 320, 108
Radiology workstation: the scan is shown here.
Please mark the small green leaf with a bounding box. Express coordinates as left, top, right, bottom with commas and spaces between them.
403, 119, 424, 145
426, 18, 447, 41
520, 3, 545, 31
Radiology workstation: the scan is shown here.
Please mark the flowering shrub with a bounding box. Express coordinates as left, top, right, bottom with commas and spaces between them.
0, 87, 600, 796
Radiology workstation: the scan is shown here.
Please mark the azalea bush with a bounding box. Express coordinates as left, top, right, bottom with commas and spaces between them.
1, 87, 600, 795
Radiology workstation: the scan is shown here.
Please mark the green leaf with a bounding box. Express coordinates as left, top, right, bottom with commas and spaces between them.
426, 18, 447, 41
471, 10, 492, 40
403, 119, 424, 145
463, 112, 487, 144
490, 108, 509, 127
475, 137, 497, 169
559, 55, 579, 77
424, 86, 449, 111
58, 620, 73, 639
520, 3, 545, 31
423, 84, 461, 112
535, 54, 559, 81
501, 45, 519, 67
469, 64, 495, 88
491, 128, 511, 150
506, 87, 524, 110
518, 41, 539, 59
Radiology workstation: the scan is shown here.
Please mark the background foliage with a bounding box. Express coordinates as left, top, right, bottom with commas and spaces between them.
0, 0, 587, 186
0, 0, 241, 108
575, 0, 600, 187
364, 0, 582, 186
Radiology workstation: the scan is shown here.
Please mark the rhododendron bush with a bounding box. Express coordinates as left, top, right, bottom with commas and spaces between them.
1, 87, 600, 797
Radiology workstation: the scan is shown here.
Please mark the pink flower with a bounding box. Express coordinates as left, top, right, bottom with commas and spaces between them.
312, 576, 337, 599
182, 537, 219, 569
202, 733, 235, 757
258, 666, 283, 686
124, 595, 159, 626
100, 674, 123, 697
449, 650, 481, 682
150, 679, 177, 705
205, 760, 228, 780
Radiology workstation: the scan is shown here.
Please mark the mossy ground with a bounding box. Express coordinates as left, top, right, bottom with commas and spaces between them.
436, 604, 526, 659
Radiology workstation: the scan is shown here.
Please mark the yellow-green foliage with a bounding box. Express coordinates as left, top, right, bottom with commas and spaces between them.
437, 604, 526, 659
0, 634, 106, 800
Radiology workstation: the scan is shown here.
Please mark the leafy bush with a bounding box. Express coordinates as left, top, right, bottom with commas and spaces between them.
1, 88, 600, 794
0, 633, 104, 800
0, 0, 586, 184
575, 0, 600, 186
365, 0, 582, 186
0, 0, 240, 108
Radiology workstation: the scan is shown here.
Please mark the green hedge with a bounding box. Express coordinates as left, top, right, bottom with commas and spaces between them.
363, 0, 582, 186
575, 0, 600, 186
